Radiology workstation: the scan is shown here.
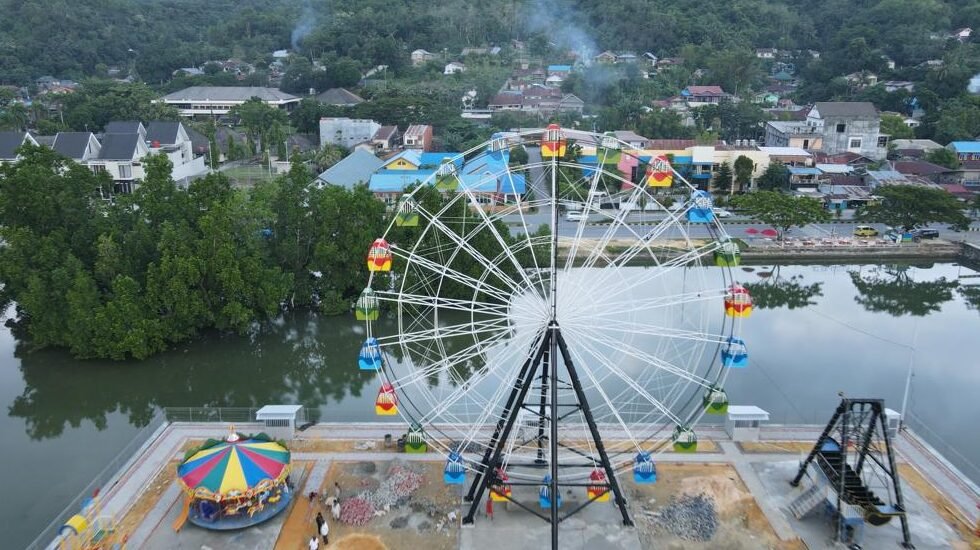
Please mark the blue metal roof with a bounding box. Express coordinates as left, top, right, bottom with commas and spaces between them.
788, 167, 823, 176
420, 152, 463, 168
949, 141, 980, 153
548, 65, 572, 72
369, 172, 433, 192
317, 149, 385, 188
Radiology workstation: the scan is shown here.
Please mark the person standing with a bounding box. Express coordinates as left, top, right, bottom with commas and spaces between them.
333, 482, 341, 500
331, 498, 341, 521
320, 519, 329, 545
315, 511, 324, 533
485, 497, 493, 521
308, 535, 319, 550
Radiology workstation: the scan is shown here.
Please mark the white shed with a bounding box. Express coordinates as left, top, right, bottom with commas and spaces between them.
884, 408, 902, 439
725, 405, 770, 441
256, 405, 304, 440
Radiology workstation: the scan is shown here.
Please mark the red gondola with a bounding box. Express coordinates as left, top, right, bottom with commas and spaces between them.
725, 284, 753, 317
367, 238, 392, 272
375, 382, 398, 415
541, 124, 566, 158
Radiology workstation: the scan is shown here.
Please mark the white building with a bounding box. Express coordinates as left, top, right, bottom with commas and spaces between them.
444, 62, 466, 75
145, 121, 209, 184
156, 87, 300, 117
320, 117, 382, 148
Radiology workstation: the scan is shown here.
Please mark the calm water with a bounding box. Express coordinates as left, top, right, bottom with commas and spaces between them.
2, 262, 979, 548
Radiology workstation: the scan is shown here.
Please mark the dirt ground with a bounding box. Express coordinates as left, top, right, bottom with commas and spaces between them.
627, 463, 805, 550
738, 441, 814, 454
115, 459, 179, 539
278, 460, 460, 550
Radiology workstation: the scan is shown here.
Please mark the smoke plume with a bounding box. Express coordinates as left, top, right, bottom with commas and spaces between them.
291, 1, 316, 50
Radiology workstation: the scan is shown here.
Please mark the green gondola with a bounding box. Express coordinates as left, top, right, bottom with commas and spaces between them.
672, 425, 698, 453
703, 386, 729, 414
394, 197, 419, 227
355, 288, 379, 321
714, 239, 741, 267
404, 422, 427, 453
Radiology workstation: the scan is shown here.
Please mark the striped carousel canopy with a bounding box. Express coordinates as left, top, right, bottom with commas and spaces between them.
177, 433, 290, 498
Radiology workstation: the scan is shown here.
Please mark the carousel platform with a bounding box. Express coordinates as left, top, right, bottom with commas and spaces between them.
187, 489, 293, 530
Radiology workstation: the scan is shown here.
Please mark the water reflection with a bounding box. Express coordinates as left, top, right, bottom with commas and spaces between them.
848, 265, 959, 316
743, 266, 824, 310
8, 312, 378, 439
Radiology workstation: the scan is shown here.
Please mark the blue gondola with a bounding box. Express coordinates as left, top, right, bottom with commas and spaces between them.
538, 474, 562, 508
686, 190, 714, 223
358, 337, 383, 370
633, 452, 657, 484
444, 451, 466, 484
721, 337, 749, 368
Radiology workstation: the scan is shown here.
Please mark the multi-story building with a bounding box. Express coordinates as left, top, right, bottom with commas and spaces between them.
320, 118, 382, 149
157, 87, 300, 118
403, 125, 433, 151
765, 102, 887, 161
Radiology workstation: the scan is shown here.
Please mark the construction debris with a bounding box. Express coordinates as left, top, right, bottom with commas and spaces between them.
649, 493, 718, 542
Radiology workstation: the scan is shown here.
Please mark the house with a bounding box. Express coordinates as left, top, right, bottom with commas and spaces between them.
882, 80, 915, 93
764, 120, 822, 151
891, 138, 943, 159
156, 87, 300, 117
545, 74, 564, 86
320, 117, 382, 148
616, 53, 638, 63
557, 94, 585, 114
864, 170, 909, 188
657, 57, 684, 68
755, 48, 778, 59
642, 52, 658, 66
806, 102, 887, 160
680, 86, 731, 106
0, 131, 38, 164
757, 146, 813, 167
105, 121, 147, 138
881, 55, 896, 70
382, 150, 425, 171
891, 160, 958, 184
173, 67, 204, 77
371, 126, 400, 153
547, 65, 572, 77
411, 49, 437, 66
89, 132, 150, 193
489, 92, 523, 111
594, 51, 618, 64
145, 121, 209, 183
315, 149, 385, 188
844, 72, 878, 88
812, 151, 875, 167
948, 141, 980, 187
951, 27, 972, 41
403, 125, 433, 151
315, 88, 365, 107
787, 166, 826, 189
612, 131, 650, 149
444, 62, 467, 75
272, 49, 290, 60
51, 132, 101, 162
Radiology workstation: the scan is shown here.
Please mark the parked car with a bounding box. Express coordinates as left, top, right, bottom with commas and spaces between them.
910, 228, 939, 240
565, 210, 587, 222
712, 208, 733, 218
853, 225, 879, 237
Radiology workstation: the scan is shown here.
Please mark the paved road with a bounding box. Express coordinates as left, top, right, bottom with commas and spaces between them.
524, 146, 548, 201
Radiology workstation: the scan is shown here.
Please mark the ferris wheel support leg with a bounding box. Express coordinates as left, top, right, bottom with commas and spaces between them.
462, 332, 550, 523
555, 329, 634, 527
535, 346, 549, 465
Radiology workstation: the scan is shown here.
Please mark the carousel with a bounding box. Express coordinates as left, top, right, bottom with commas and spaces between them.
176, 430, 292, 530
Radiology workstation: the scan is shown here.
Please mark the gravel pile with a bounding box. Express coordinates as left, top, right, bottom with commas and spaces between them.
365, 464, 423, 509
650, 493, 718, 542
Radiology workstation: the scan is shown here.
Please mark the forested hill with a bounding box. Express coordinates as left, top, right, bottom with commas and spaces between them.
1, 0, 978, 86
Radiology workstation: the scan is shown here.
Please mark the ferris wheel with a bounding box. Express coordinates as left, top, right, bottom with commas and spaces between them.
355, 126, 752, 531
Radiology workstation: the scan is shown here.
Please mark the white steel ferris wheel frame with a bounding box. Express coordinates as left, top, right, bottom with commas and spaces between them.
362, 128, 745, 500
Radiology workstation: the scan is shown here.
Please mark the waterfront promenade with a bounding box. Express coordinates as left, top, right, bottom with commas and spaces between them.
37, 420, 980, 549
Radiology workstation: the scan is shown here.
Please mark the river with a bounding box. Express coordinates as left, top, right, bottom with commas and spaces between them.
2, 261, 979, 548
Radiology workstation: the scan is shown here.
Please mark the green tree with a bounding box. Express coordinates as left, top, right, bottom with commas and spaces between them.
231, 98, 288, 156
849, 266, 959, 316
858, 185, 969, 231
712, 161, 733, 193
924, 147, 960, 170
880, 114, 914, 139
730, 191, 831, 240
733, 155, 754, 192
756, 161, 790, 191
290, 98, 325, 135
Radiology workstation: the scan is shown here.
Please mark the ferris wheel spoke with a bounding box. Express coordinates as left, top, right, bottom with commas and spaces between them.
562, 325, 684, 427
591, 321, 730, 345
570, 288, 727, 320
386, 328, 517, 390
378, 318, 515, 347
578, 183, 646, 271
390, 244, 515, 302
412, 200, 526, 297
376, 292, 512, 317
570, 326, 716, 390
595, 240, 724, 304
561, 149, 611, 273
452, 173, 548, 300
559, 336, 642, 450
